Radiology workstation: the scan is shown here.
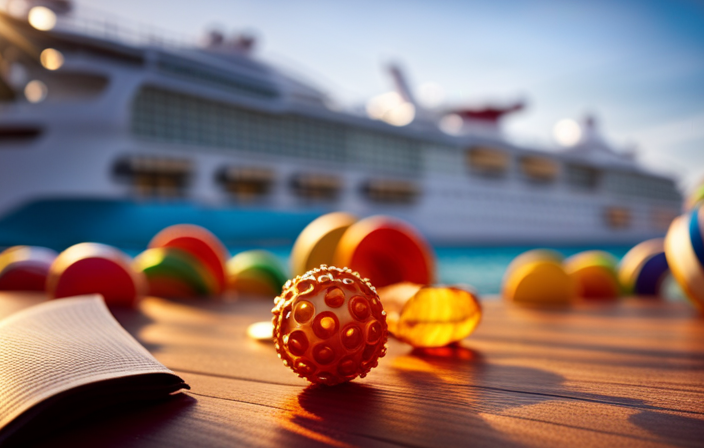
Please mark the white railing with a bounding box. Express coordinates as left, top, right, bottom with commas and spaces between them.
5, 1, 197, 49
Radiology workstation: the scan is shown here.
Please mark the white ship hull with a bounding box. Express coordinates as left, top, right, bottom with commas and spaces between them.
0, 9, 681, 248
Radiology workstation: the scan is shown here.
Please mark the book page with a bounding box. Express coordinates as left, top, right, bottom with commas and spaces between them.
0, 295, 182, 433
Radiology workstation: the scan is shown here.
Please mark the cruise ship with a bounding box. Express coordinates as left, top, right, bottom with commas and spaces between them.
0, 2, 682, 249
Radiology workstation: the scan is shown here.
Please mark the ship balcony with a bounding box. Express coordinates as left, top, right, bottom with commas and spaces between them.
466, 146, 510, 178
113, 156, 192, 199
604, 206, 632, 229
361, 179, 420, 204
0, 126, 42, 145
290, 173, 341, 201
216, 166, 275, 202
519, 155, 559, 184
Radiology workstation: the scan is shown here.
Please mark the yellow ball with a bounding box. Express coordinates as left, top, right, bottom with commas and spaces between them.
564, 251, 620, 300
502, 250, 574, 304
290, 212, 357, 277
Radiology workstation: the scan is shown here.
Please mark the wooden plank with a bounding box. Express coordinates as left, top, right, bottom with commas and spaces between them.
1, 292, 703, 447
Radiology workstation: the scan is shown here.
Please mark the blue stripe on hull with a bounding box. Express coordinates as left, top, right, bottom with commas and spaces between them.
0, 198, 324, 250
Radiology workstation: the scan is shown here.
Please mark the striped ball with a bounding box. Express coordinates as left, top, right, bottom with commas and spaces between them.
134, 247, 218, 298
665, 205, 704, 310
618, 239, 669, 297
227, 250, 287, 297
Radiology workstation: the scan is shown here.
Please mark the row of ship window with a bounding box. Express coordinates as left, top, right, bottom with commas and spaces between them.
112, 156, 419, 204
111, 155, 680, 232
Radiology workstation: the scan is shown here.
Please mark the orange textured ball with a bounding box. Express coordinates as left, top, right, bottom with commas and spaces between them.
272, 265, 388, 386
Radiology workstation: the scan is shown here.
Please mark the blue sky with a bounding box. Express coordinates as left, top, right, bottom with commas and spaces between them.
87, 0, 704, 190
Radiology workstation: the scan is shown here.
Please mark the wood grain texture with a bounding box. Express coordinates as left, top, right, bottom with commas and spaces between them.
1, 292, 703, 447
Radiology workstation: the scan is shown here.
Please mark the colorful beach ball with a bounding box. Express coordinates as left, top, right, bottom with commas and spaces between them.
564, 250, 621, 300
665, 205, 704, 310
334, 216, 435, 288
134, 247, 218, 298
502, 249, 574, 304
290, 212, 357, 277
0, 246, 57, 291
685, 178, 704, 211
618, 238, 670, 297
47, 243, 146, 307
227, 250, 287, 297
149, 224, 229, 296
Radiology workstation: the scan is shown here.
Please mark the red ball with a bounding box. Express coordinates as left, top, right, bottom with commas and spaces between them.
272, 265, 388, 386
0, 246, 57, 291
47, 243, 146, 307
334, 216, 435, 288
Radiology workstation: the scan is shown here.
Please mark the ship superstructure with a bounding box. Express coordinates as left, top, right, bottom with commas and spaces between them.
0, 3, 682, 248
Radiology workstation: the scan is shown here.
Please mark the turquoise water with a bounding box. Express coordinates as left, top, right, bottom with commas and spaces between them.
433, 246, 632, 295
224, 245, 633, 296
0, 199, 644, 295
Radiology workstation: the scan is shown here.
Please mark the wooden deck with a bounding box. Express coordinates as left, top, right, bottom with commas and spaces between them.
2, 293, 704, 447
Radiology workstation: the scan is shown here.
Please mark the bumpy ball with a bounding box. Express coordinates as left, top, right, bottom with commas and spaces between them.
272, 265, 388, 386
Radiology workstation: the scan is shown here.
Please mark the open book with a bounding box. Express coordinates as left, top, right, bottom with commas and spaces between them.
0, 295, 189, 445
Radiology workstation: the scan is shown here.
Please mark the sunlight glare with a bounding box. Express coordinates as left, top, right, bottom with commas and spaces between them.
247, 321, 273, 341
439, 114, 464, 135
366, 91, 415, 127
40, 48, 64, 70
28, 6, 57, 31
24, 80, 48, 103
553, 119, 582, 147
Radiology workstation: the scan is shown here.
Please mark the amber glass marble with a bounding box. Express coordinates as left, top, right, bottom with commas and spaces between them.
378, 283, 482, 348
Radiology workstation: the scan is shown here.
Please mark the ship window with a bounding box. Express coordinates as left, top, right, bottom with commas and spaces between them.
424, 144, 464, 174
604, 206, 631, 229
362, 179, 420, 204
520, 156, 558, 183
113, 156, 192, 198
603, 171, 681, 201
216, 166, 274, 201
346, 130, 422, 175
42, 73, 109, 100
566, 164, 600, 190
291, 173, 341, 200
0, 127, 41, 143
156, 56, 279, 99
466, 146, 509, 177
